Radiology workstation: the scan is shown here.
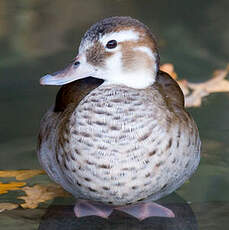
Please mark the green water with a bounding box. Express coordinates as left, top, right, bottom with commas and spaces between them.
0, 0, 229, 229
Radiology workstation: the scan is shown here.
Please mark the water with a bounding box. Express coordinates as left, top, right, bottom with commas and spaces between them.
0, 0, 229, 229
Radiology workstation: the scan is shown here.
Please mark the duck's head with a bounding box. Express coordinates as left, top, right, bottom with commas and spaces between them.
40, 16, 159, 89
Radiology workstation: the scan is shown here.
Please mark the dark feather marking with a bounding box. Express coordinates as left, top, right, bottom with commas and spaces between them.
166, 138, 172, 150
149, 150, 157, 156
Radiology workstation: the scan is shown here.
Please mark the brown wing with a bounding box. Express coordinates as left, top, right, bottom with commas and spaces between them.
54, 77, 104, 112
156, 70, 184, 108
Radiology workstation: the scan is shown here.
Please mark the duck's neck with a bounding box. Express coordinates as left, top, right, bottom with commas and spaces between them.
103, 68, 156, 89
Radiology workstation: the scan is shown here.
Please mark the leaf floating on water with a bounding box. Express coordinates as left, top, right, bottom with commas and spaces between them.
18, 184, 70, 209
160, 63, 229, 107
0, 170, 45, 181
0, 182, 26, 195
0, 203, 19, 212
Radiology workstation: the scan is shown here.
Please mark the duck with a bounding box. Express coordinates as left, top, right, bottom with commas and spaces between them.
37, 16, 201, 220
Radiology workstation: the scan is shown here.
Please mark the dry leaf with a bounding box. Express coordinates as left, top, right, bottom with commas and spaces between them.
18, 184, 70, 209
160, 63, 177, 79
0, 182, 26, 195
160, 63, 229, 107
0, 170, 45, 181
0, 203, 19, 212
187, 68, 229, 93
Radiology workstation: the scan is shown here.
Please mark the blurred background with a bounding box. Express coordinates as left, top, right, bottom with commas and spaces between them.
0, 0, 229, 228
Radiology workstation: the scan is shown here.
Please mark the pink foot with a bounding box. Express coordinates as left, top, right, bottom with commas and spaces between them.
74, 199, 113, 219
115, 202, 175, 221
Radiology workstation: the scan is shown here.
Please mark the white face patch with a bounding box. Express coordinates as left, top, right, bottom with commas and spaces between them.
133, 46, 156, 60
103, 51, 123, 78
100, 30, 139, 48
97, 50, 156, 89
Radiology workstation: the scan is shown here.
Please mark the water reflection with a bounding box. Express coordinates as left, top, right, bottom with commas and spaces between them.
38, 202, 197, 230
1, 201, 228, 229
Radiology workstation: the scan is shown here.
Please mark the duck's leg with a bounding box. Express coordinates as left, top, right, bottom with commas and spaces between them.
74, 199, 113, 218
115, 202, 175, 221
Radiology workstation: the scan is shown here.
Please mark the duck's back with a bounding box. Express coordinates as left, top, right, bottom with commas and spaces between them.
38, 72, 200, 205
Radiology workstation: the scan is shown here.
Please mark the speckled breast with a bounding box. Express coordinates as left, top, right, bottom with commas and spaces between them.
59, 84, 200, 205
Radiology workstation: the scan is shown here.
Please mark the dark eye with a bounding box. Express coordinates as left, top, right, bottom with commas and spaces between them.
74, 61, 80, 67
106, 40, 117, 49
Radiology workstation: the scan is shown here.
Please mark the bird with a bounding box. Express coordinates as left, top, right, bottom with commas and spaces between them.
38, 16, 201, 221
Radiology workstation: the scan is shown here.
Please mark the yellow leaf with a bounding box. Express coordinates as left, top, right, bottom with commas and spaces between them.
18, 184, 70, 209
0, 182, 26, 195
0, 203, 19, 212
160, 63, 177, 79
0, 170, 45, 180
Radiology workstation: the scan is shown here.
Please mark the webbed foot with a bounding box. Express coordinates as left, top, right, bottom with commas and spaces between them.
115, 202, 175, 221
74, 199, 113, 218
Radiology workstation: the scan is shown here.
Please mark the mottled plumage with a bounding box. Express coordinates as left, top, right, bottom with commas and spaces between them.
38, 71, 200, 205
38, 16, 201, 219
